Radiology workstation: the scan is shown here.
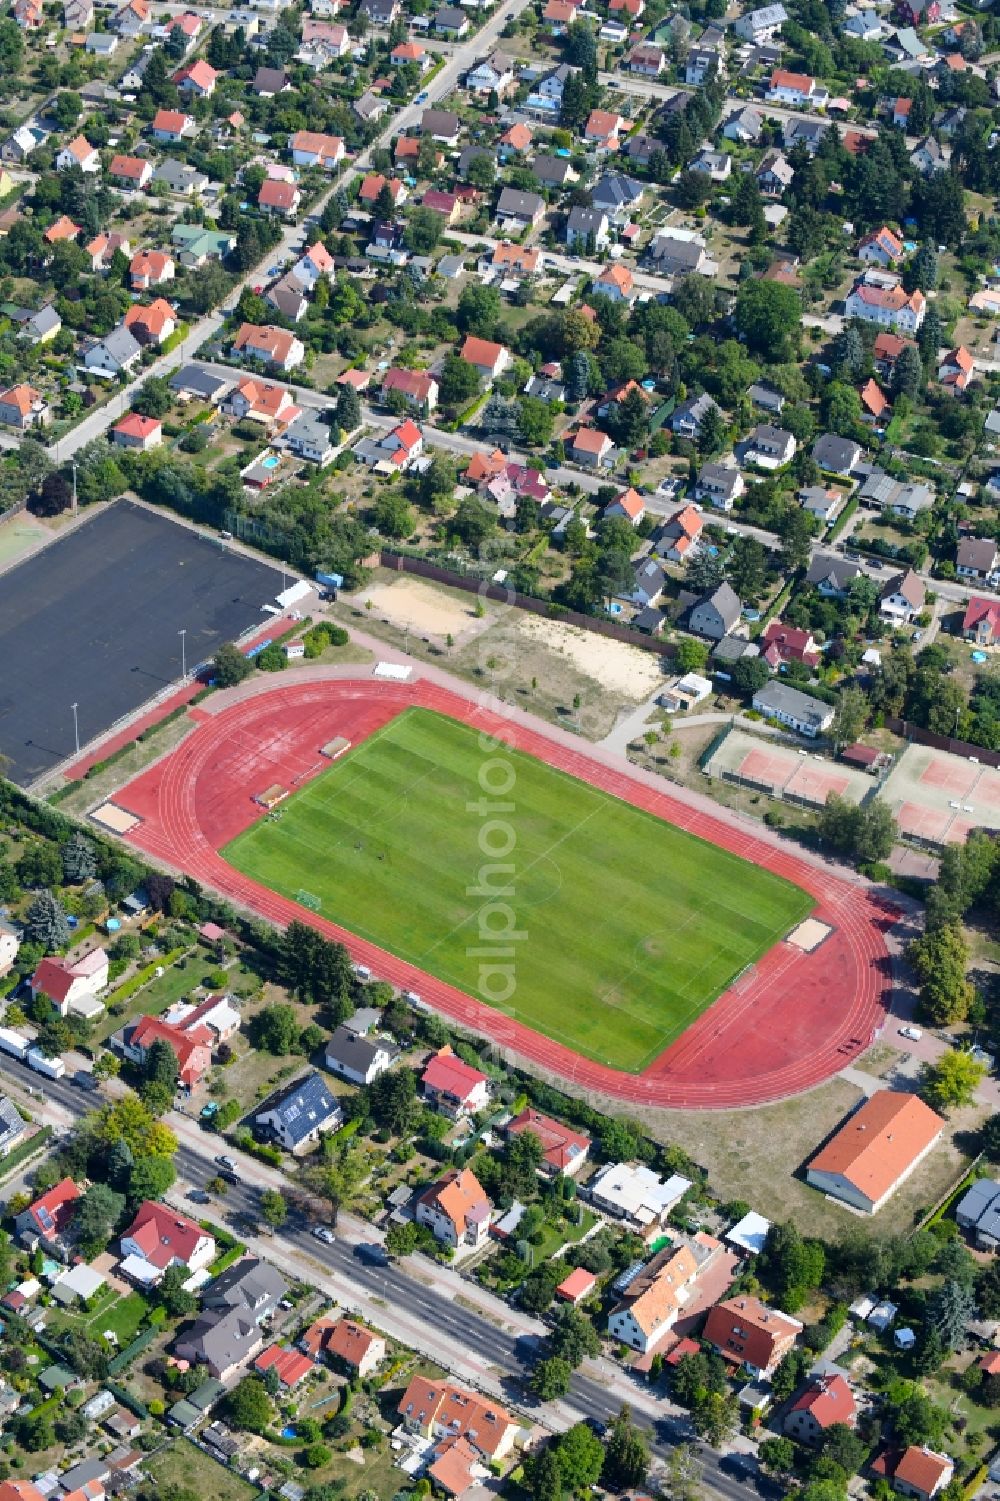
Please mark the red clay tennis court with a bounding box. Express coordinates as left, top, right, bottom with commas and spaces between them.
783, 761, 851, 803
974, 767, 1000, 809
111, 674, 896, 1111
919, 755, 980, 797
897, 801, 954, 843
739, 745, 798, 790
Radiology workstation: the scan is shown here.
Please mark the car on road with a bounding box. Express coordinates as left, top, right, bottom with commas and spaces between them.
72, 1070, 99, 1091
215, 1154, 236, 1170
187, 1188, 211, 1204
415, 90, 428, 102
354, 1242, 390, 1266
312, 1226, 336, 1244
899, 1025, 923, 1041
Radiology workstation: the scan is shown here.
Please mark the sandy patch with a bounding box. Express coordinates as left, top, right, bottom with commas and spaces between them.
513, 615, 664, 699
361, 578, 482, 638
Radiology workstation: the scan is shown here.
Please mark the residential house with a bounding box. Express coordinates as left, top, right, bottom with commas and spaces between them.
252, 65, 289, 96
109, 155, 153, 190
785, 1375, 856, 1443
565, 206, 609, 251
608, 1242, 702, 1353
861, 378, 890, 423
955, 1178, 1000, 1250
895, 0, 940, 23
760, 621, 820, 670
265, 274, 308, 324
175, 1260, 288, 1380
498, 122, 533, 157
735, 2, 786, 41
671, 392, 719, 440
874, 331, 916, 377
56, 135, 99, 173
879, 568, 925, 624
858, 226, 904, 266
119, 1013, 213, 1088
152, 160, 208, 196
629, 43, 665, 75
703, 1294, 802, 1377
486, 242, 540, 280
627, 559, 666, 608
64, 0, 93, 25
111, 0, 147, 31
860, 470, 934, 518
767, 69, 817, 106
325, 1023, 399, 1085
124, 298, 176, 346
292, 240, 336, 287
397, 1376, 519, 1464
162, 993, 240, 1046
254, 1071, 342, 1154
283, 412, 335, 465
416, 1167, 492, 1249
460, 335, 510, 381
391, 38, 428, 66
129, 249, 175, 290
466, 50, 516, 96
234, 322, 304, 372
112, 413, 163, 451
956, 537, 999, 581
15, 1179, 82, 1256
584, 109, 625, 150
606, 486, 645, 525
0, 1096, 25, 1157
359, 0, 399, 20
83, 327, 142, 377
690, 581, 743, 640
813, 433, 862, 475
806, 1090, 944, 1213
752, 681, 833, 737
258, 179, 301, 216
302, 1316, 386, 1376
421, 108, 461, 145
151, 109, 196, 142
873, 1448, 953, 1501
689, 148, 731, 182
505, 1108, 590, 1177
532, 152, 578, 188
382, 367, 438, 415
288, 130, 346, 170
495, 187, 544, 231
0, 384, 50, 430
694, 461, 744, 511
173, 59, 217, 96
806, 553, 862, 597
543, 0, 578, 31
44, 215, 81, 246
0, 922, 19, 976
658, 503, 704, 563
590, 1160, 693, 1237
910, 137, 949, 175
756, 149, 794, 196
744, 423, 796, 468
568, 426, 614, 467
724, 105, 763, 143
591, 172, 645, 223
799, 485, 845, 525
938, 346, 975, 394
433, 4, 469, 33
118, 1201, 216, 1286
960, 594, 1000, 648
254, 1345, 314, 1387
358, 172, 406, 209
421, 1048, 489, 1117
13, 0, 43, 24
594, 262, 635, 303
686, 48, 721, 85
524, 63, 575, 116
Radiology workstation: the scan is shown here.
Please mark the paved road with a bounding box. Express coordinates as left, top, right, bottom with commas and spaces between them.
0, 1053, 761, 1500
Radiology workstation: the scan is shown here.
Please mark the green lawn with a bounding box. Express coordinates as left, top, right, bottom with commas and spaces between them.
145, 1440, 257, 1501
223, 709, 811, 1071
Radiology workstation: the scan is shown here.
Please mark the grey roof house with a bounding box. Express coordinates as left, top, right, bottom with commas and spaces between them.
0, 1095, 25, 1156
752, 682, 834, 737
690, 582, 742, 640
956, 1178, 1000, 1250
495, 187, 544, 229
806, 553, 862, 597
325, 1024, 399, 1086
254, 1071, 342, 1154
812, 432, 862, 475
671, 392, 719, 440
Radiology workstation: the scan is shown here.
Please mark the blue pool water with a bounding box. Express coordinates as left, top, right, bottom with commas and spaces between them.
281, 1426, 297, 1439
261, 454, 280, 470
607, 602, 624, 616
972, 650, 988, 664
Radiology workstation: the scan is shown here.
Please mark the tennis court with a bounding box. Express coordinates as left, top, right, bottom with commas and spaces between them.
881, 744, 1000, 846
704, 728, 870, 808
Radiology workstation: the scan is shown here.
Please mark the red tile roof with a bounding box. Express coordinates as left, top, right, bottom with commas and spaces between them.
422, 1049, 487, 1101
789, 1373, 856, 1429
25, 1178, 81, 1237
507, 1108, 590, 1171
122, 1199, 206, 1268
808, 1091, 944, 1203
254, 1344, 315, 1385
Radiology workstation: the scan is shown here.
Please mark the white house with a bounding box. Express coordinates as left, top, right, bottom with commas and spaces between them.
0, 922, 19, 977
324, 1023, 398, 1086
416, 1168, 492, 1249
254, 1071, 342, 1154
83, 326, 142, 377
590, 1161, 693, 1237
607, 1243, 701, 1353
767, 68, 817, 106
56, 135, 100, 173
31, 949, 108, 1018
845, 283, 926, 333
734, 4, 786, 43
751, 682, 834, 737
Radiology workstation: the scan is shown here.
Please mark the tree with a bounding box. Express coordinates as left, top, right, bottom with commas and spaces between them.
759, 1438, 796, 1475
24, 890, 70, 948
922, 1051, 986, 1113
439, 353, 482, 408
731, 656, 771, 697
759, 1221, 825, 1310
369, 1068, 417, 1135
553, 1423, 604, 1492
335, 380, 362, 435
76, 1183, 125, 1257
157, 1263, 197, 1318
519, 398, 554, 449
664, 1445, 701, 1501
566, 17, 597, 70
734, 280, 801, 361
61, 832, 97, 884
450, 497, 496, 551
226, 1376, 272, 1433
727, 536, 768, 602
251, 1003, 303, 1054
780, 506, 814, 573
831, 685, 868, 749
925, 1278, 976, 1352
213, 642, 253, 688
403, 207, 442, 255
909, 924, 974, 1026
822, 1425, 867, 1476
603, 1407, 649, 1490
32, 471, 72, 517
697, 401, 727, 458
676, 638, 708, 673
18, 842, 63, 889
691, 1390, 739, 1448
456, 284, 501, 339
260, 1188, 288, 1227
549, 1307, 600, 1368
128, 1155, 176, 1205
981, 1113, 1000, 1161
893, 343, 924, 399
525, 1445, 563, 1501
531, 1356, 573, 1400
145, 1037, 179, 1091
884, 1380, 947, 1448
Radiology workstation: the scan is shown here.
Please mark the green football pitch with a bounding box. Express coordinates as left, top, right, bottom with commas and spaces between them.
223, 709, 812, 1071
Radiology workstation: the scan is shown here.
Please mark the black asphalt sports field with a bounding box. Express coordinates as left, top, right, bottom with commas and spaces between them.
0, 500, 284, 785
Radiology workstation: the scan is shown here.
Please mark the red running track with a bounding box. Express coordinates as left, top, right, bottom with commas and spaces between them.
115, 678, 897, 1110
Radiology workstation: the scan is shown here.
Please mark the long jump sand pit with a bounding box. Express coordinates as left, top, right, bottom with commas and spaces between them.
513, 615, 665, 699
361, 578, 484, 639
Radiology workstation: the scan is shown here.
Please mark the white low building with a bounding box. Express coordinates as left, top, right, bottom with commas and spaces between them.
589, 1161, 692, 1237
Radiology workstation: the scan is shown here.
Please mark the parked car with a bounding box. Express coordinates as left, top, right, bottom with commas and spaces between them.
312, 1226, 336, 1245
215, 1154, 236, 1170
187, 1188, 212, 1204
354, 1242, 390, 1266
899, 1025, 923, 1041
